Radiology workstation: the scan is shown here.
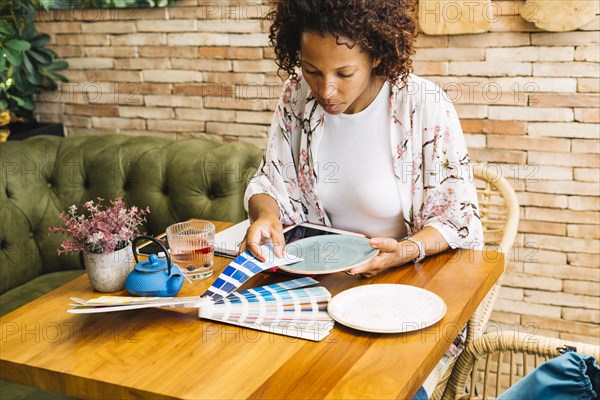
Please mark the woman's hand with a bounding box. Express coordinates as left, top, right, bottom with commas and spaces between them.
238, 214, 285, 261
241, 194, 286, 261
349, 238, 419, 278
349, 227, 449, 277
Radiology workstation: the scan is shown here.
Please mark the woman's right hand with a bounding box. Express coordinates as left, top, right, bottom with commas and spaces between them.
238, 214, 286, 261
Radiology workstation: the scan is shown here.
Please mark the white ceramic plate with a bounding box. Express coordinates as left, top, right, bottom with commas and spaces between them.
279, 235, 378, 275
327, 284, 447, 333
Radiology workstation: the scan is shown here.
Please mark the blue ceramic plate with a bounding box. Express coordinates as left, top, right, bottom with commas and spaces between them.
279, 235, 378, 274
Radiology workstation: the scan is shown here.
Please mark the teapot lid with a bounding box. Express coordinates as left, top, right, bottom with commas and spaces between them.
135, 254, 168, 273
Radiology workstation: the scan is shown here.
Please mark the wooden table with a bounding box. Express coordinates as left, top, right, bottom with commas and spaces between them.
1, 221, 503, 399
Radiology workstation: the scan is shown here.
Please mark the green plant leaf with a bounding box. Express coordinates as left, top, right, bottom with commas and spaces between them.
38, 47, 57, 59
5, 39, 32, 51
22, 53, 35, 74
26, 71, 42, 86
46, 60, 68, 71
12, 72, 27, 93
0, 100, 8, 110
3, 48, 22, 66
22, 21, 36, 39
30, 34, 50, 48
42, 79, 58, 91
21, 97, 35, 110
0, 21, 16, 36
6, 93, 26, 107
47, 71, 68, 83
27, 49, 52, 64
23, 55, 42, 86
37, 0, 55, 10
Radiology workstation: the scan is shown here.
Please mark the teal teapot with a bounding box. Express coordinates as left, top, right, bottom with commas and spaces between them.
126, 236, 184, 297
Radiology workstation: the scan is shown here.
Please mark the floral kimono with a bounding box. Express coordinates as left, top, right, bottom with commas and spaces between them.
244, 72, 483, 250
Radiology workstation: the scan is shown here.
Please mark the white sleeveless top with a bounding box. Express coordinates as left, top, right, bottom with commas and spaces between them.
316, 81, 407, 239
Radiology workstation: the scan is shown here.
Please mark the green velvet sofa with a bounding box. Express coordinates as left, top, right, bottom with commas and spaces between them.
0, 135, 262, 399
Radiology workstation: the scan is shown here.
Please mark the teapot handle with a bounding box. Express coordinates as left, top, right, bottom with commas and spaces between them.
132, 235, 173, 275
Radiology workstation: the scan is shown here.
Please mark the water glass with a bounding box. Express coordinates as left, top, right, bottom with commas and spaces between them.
166, 221, 215, 280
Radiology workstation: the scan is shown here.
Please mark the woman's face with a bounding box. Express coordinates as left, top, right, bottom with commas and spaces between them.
299, 32, 384, 115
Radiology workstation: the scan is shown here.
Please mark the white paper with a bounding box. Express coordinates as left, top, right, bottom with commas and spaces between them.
68, 296, 210, 313
258, 243, 303, 267
214, 219, 250, 257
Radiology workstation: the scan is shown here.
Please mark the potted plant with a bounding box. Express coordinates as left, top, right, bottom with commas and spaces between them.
0, 0, 68, 140
49, 197, 150, 292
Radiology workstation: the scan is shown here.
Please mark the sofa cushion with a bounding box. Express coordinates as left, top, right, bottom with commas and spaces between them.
0, 135, 262, 295
0, 380, 76, 400
0, 270, 84, 317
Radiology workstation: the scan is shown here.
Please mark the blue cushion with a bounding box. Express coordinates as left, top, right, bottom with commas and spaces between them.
498, 352, 600, 400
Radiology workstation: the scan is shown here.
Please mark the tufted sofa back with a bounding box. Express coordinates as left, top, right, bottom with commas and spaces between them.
0, 135, 262, 295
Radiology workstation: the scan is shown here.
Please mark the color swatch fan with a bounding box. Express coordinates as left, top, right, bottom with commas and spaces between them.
200, 277, 334, 342
202, 250, 276, 302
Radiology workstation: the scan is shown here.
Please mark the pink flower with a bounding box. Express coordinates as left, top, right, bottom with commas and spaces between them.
48, 197, 149, 255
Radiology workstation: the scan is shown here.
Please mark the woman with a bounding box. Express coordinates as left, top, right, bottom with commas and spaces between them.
241, 0, 483, 277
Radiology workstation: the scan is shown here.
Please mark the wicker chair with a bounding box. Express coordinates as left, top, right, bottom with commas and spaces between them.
465, 164, 520, 340
441, 331, 600, 399
429, 163, 520, 399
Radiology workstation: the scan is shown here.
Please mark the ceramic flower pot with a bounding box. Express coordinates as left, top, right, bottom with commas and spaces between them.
83, 245, 135, 292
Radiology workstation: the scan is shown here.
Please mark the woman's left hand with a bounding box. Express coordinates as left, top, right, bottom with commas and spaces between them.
348, 227, 448, 277
349, 238, 407, 278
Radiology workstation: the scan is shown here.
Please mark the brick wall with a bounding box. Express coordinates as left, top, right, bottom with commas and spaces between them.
34, 0, 599, 344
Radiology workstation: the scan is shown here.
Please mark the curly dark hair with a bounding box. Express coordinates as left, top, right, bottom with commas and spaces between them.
267, 0, 418, 87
